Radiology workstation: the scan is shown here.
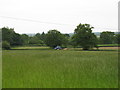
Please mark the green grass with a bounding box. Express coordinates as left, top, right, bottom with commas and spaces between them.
2, 47, 118, 88
0, 51, 2, 89
98, 44, 119, 47
11, 46, 50, 50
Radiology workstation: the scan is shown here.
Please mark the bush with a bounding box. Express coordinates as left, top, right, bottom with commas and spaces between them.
2, 41, 11, 50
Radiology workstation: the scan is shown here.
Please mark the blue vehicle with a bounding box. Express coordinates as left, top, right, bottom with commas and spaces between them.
54, 46, 62, 50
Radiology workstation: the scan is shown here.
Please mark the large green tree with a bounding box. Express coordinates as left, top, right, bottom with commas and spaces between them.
2, 27, 15, 44
1, 27, 22, 46
72, 23, 98, 50
100, 31, 115, 44
45, 30, 66, 48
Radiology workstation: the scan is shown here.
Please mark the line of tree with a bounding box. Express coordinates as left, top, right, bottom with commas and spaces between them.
1, 23, 120, 50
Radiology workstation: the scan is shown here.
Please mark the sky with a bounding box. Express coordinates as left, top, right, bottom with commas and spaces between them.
0, 0, 119, 34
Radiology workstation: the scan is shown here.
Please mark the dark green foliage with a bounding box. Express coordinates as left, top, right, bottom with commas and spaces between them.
45, 30, 66, 48
2, 41, 11, 50
62, 34, 70, 47
1, 27, 22, 46
21, 34, 29, 45
1, 27, 118, 48
1, 27, 47, 47
69, 36, 78, 48
64, 34, 70, 38
72, 23, 98, 50
29, 36, 44, 45
0, 29, 2, 42
1, 27, 15, 45
115, 34, 120, 44
12, 33, 23, 46
35, 32, 46, 45
35, 33, 41, 39
40, 32, 46, 44
100, 31, 115, 44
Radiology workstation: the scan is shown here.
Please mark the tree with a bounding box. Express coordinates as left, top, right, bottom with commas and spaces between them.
29, 36, 43, 45
21, 34, 29, 45
70, 35, 78, 48
72, 23, 98, 50
40, 32, 46, 44
100, 31, 115, 44
1, 27, 23, 46
0, 29, 2, 42
35, 33, 41, 39
115, 34, 120, 44
1, 27, 15, 45
34, 32, 46, 46
62, 34, 70, 47
45, 30, 66, 48
12, 33, 23, 46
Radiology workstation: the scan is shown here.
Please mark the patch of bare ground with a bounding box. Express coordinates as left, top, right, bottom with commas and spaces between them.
98, 47, 119, 50
63, 48, 68, 50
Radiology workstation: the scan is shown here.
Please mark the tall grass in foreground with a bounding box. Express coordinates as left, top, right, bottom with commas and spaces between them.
3, 49, 118, 88
0, 51, 2, 89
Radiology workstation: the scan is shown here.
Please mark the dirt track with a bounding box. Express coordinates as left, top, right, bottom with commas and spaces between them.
98, 47, 119, 50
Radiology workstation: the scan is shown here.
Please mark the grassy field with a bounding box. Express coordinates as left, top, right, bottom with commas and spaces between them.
98, 44, 119, 47
2, 47, 118, 88
0, 51, 2, 89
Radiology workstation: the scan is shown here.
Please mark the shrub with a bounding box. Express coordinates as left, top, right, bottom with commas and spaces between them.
2, 41, 11, 50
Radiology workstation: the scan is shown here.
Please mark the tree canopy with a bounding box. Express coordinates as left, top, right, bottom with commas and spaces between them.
100, 31, 115, 44
1, 27, 22, 46
1, 25, 119, 50
45, 30, 67, 48
115, 34, 120, 44
72, 23, 98, 50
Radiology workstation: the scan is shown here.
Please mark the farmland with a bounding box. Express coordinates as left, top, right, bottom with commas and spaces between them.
2, 47, 118, 88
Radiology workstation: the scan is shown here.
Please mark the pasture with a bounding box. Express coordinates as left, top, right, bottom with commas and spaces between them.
2, 47, 118, 88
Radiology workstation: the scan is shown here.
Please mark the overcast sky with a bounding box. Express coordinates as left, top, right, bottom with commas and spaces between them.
0, 0, 119, 34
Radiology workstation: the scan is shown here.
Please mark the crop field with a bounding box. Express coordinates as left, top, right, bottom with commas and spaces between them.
2, 47, 118, 88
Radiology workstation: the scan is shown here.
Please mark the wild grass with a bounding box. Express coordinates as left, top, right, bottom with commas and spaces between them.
2, 47, 118, 88
0, 51, 2, 89
98, 44, 119, 47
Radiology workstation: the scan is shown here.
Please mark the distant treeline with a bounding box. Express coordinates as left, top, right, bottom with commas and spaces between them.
1, 23, 120, 50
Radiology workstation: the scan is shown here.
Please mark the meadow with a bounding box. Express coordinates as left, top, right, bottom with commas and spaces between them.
2, 47, 118, 88
0, 51, 2, 89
